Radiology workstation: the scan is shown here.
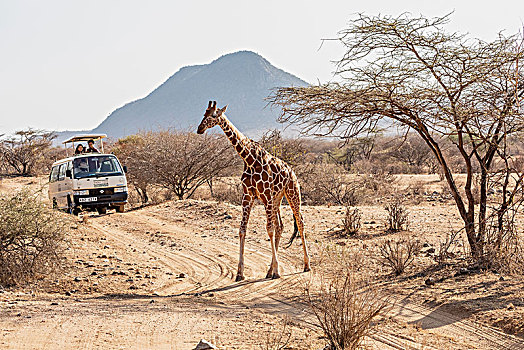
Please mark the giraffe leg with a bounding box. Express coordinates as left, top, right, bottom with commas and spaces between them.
285, 180, 311, 273
266, 208, 283, 278
264, 203, 280, 279
274, 205, 284, 251
236, 188, 253, 282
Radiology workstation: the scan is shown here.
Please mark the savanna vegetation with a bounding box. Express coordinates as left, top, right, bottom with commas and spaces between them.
2, 12, 524, 349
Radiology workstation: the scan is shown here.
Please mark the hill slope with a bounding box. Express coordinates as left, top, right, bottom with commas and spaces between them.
90, 51, 308, 138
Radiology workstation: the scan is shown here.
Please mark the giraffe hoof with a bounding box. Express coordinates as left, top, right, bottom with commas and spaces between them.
235, 275, 245, 282
304, 266, 311, 273
271, 273, 281, 279
266, 271, 273, 279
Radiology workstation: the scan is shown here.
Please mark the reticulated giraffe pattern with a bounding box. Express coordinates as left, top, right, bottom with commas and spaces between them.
197, 101, 311, 280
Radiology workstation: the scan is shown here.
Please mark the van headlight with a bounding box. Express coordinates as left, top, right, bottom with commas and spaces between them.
114, 187, 127, 193
73, 190, 89, 196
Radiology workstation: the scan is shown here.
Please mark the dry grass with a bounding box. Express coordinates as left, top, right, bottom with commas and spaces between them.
259, 316, 293, 350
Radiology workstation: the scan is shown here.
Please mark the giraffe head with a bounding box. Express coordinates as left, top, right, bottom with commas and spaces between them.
197, 101, 228, 134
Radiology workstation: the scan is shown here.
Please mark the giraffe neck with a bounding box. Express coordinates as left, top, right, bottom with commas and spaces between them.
218, 114, 252, 163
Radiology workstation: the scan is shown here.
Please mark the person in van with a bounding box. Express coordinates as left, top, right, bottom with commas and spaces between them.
74, 158, 90, 176
86, 139, 99, 153
75, 144, 85, 154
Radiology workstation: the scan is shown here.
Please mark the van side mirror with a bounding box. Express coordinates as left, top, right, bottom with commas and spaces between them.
123, 165, 128, 173
66, 169, 72, 178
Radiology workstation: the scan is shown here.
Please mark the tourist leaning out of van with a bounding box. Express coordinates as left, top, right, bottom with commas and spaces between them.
86, 139, 99, 153
75, 144, 84, 154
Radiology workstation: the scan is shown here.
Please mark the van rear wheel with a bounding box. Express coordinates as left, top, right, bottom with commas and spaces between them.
96, 207, 107, 215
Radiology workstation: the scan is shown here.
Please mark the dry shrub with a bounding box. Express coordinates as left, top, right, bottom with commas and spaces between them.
481, 211, 524, 273
437, 229, 461, 263
342, 207, 361, 236
307, 273, 389, 350
384, 198, 409, 232
378, 235, 421, 275
0, 190, 70, 286
113, 131, 240, 202
211, 180, 243, 205
298, 164, 396, 206
299, 164, 358, 206
260, 316, 292, 350
307, 246, 389, 350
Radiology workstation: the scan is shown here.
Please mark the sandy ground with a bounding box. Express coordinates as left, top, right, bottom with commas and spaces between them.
0, 176, 524, 349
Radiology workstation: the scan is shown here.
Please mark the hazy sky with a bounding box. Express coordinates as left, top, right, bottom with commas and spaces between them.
1, 0, 523, 134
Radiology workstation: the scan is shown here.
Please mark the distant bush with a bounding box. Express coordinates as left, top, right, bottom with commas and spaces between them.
0, 129, 57, 176
299, 164, 358, 206
342, 207, 361, 236
211, 180, 243, 205
114, 130, 241, 203
259, 129, 307, 166
0, 190, 70, 286
384, 198, 409, 232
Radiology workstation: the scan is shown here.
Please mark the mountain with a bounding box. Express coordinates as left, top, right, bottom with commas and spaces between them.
88, 51, 308, 139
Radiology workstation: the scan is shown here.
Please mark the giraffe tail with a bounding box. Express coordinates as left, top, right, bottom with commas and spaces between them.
285, 214, 301, 248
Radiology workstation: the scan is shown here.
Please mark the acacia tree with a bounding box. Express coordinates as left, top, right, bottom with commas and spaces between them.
0, 129, 56, 175
147, 131, 238, 200
389, 133, 433, 170
270, 14, 524, 259
327, 136, 376, 171
258, 129, 307, 166
112, 134, 152, 204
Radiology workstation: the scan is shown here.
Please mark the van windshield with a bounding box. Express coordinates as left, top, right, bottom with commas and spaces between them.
73, 156, 123, 179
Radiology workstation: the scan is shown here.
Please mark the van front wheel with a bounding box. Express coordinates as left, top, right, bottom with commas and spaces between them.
97, 207, 107, 215
115, 205, 125, 213
66, 196, 74, 215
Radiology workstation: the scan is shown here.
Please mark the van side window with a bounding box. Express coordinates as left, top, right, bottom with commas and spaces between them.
67, 161, 73, 178
50, 166, 59, 183
58, 164, 66, 181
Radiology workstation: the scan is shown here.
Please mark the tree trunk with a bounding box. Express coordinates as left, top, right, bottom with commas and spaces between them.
465, 220, 483, 258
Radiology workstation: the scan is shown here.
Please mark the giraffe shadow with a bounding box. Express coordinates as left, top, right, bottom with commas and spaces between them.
196, 271, 304, 296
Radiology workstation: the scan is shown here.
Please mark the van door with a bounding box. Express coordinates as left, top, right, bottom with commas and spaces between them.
48, 165, 59, 207
63, 161, 74, 205
56, 163, 67, 208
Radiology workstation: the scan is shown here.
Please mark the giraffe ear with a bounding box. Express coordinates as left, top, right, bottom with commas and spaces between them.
220, 105, 228, 113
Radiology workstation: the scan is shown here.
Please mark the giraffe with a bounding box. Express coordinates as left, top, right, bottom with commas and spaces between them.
197, 101, 311, 280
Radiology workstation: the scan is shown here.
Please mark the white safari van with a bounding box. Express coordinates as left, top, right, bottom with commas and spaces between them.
48, 134, 128, 215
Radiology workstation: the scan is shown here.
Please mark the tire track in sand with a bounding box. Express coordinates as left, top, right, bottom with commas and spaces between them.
89, 208, 524, 350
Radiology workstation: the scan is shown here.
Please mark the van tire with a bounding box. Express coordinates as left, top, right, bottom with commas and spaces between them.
66, 196, 74, 215
115, 205, 125, 213
52, 198, 58, 210
97, 207, 107, 215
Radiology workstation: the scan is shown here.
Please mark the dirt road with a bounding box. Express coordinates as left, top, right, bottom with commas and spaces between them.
1, 200, 523, 349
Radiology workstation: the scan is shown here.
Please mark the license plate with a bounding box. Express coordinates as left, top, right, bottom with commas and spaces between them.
79, 197, 98, 203
94, 180, 108, 188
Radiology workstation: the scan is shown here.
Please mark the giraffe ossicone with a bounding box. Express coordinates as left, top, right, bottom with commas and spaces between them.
197, 100, 311, 281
